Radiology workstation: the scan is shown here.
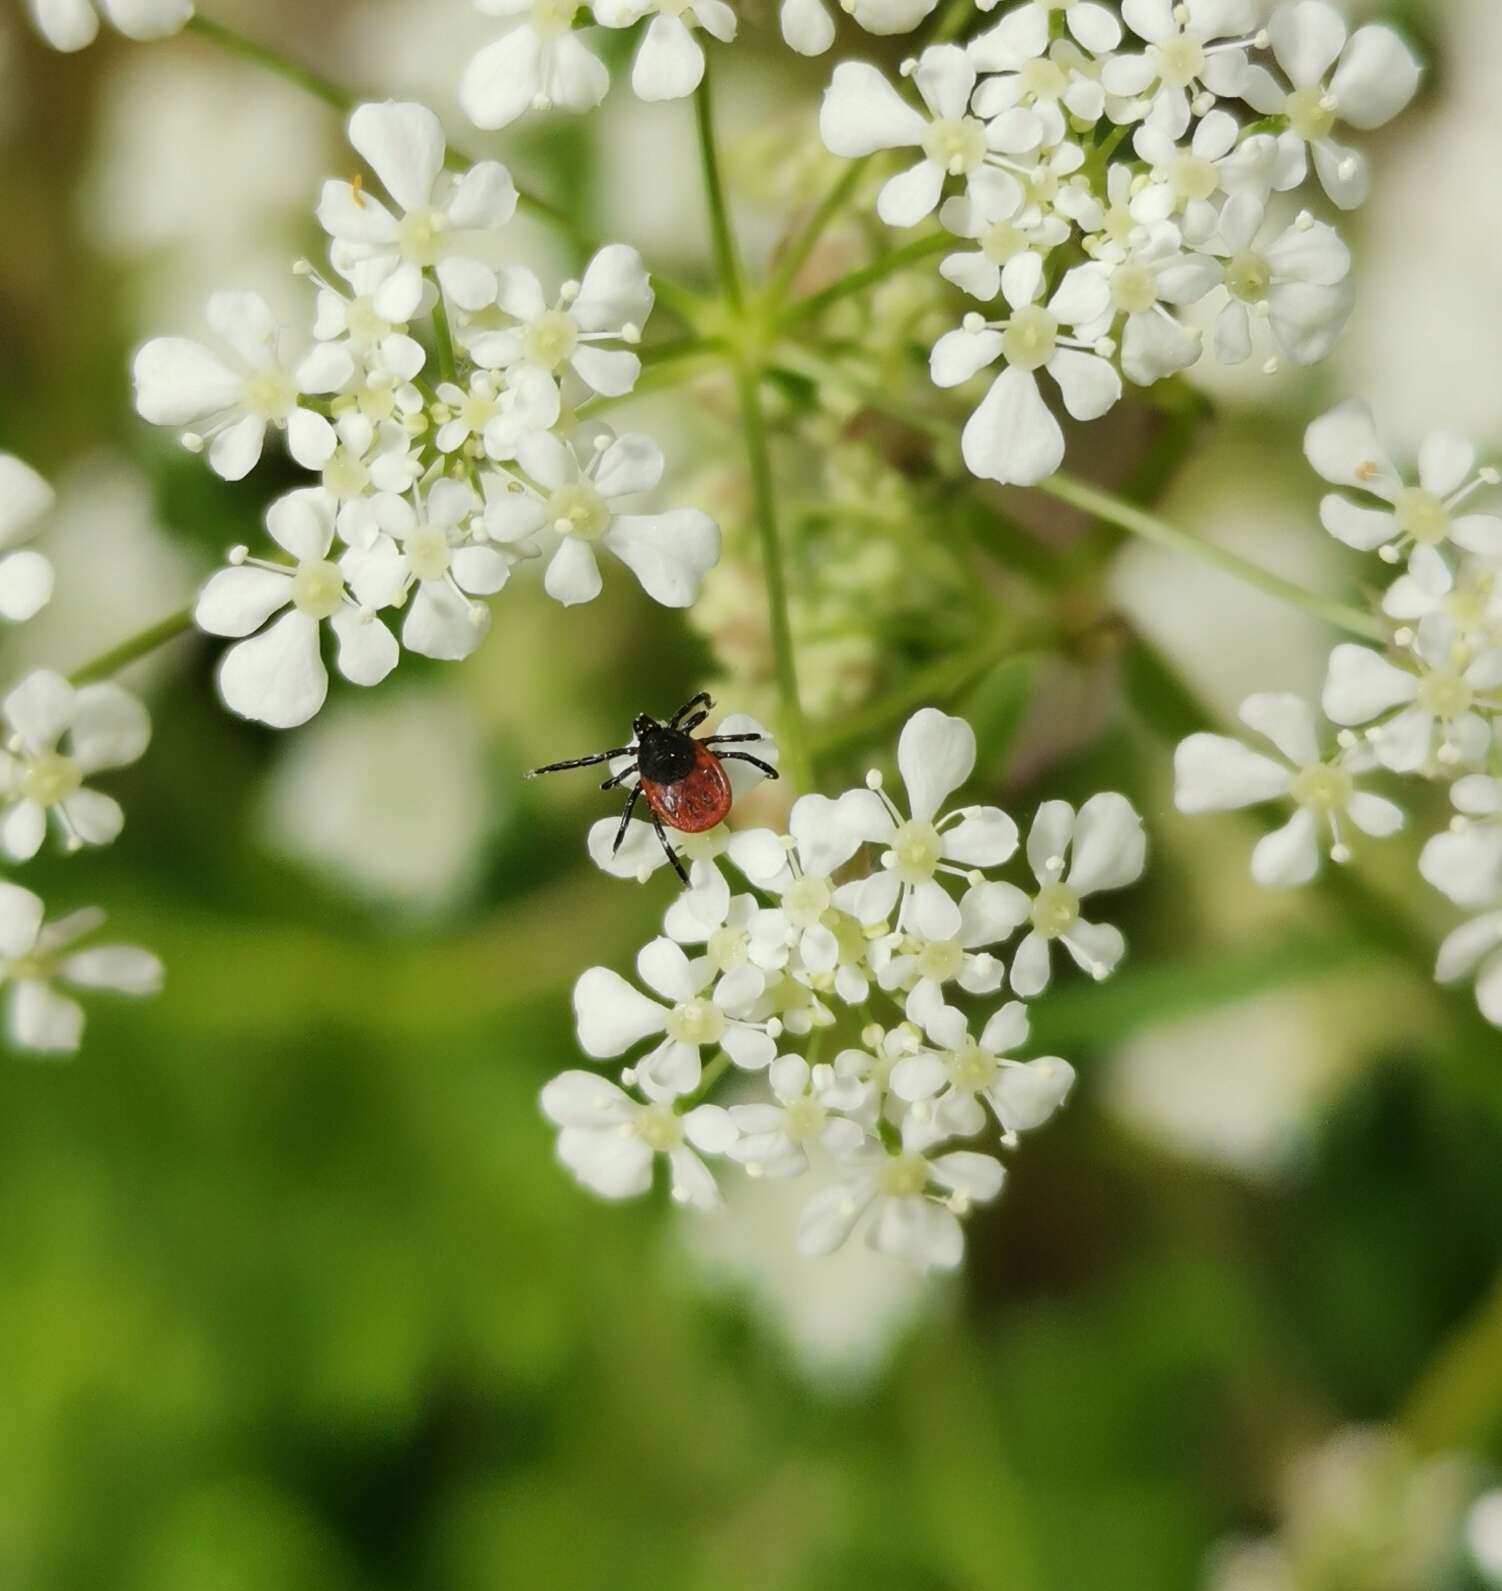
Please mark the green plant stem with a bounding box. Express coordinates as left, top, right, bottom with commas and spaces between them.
429, 284, 459, 385
776, 232, 949, 330
693, 61, 745, 313
70, 608, 196, 686
735, 361, 813, 791
1039, 472, 1389, 643
764, 160, 868, 304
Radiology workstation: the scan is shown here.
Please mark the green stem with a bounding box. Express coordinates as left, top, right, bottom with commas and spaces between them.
70, 607, 196, 686
186, 13, 349, 109
693, 60, 745, 313
429, 282, 459, 386
776, 232, 950, 331
1039, 472, 1389, 643
764, 160, 867, 305
735, 361, 812, 791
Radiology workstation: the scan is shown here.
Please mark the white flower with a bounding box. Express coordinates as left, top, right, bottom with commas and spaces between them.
317, 101, 518, 321
1092, 222, 1220, 387
1129, 110, 1260, 242
969, 8, 1109, 132
780, 0, 936, 58
593, 0, 737, 101
797, 1132, 1006, 1271
728, 789, 882, 1003
1175, 692, 1404, 886
872, 875, 1030, 1019
1322, 625, 1500, 774
133, 291, 350, 481
0, 456, 57, 623
1240, 0, 1422, 208
929, 252, 1119, 486
460, 0, 610, 131
840, 707, 1020, 940
1011, 793, 1146, 995
894, 998, 1075, 1146
485, 431, 719, 608
0, 670, 151, 861
727, 1055, 867, 1179
573, 938, 780, 1100
1436, 912, 1502, 1028
540, 1070, 736, 1209
342, 479, 513, 662
468, 244, 654, 399
1305, 400, 1502, 587
819, 48, 1043, 230
1383, 560, 1502, 653
320, 413, 423, 548
194, 489, 399, 729
1206, 200, 1352, 372
26, 0, 191, 52
0, 884, 161, 1054
1420, 777, 1502, 911
665, 892, 792, 977
937, 189, 1069, 304
1104, 0, 1263, 137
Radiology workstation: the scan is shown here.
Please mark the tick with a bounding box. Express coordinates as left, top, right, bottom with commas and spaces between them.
525, 693, 779, 885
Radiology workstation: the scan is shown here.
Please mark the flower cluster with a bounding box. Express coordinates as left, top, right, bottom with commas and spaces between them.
132, 99, 720, 729
819, 1, 1420, 485
0, 459, 162, 1056
1175, 399, 1502, 1026
543, 707, 1146, 1270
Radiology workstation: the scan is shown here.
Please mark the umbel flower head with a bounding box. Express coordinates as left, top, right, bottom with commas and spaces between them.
543, 707, 1147, 1272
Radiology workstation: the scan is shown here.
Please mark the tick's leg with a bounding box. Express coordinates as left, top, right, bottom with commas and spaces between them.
648, 808, 691, 884
678, 710, 710, 735
670, 691, 714, 727
612, 785, 643, 854
701, 732, 769, 746
526, 746, 635, 777
599, 761, 640, 791
716, 751, 780, 780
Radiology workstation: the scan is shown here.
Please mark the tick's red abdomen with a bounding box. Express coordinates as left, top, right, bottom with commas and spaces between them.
642, 741, 733, 834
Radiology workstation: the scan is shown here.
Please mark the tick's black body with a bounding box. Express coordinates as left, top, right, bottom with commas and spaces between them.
526, 693, 778, 884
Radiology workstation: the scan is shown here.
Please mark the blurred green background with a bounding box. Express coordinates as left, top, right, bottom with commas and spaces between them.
2, 0, 1501, 1586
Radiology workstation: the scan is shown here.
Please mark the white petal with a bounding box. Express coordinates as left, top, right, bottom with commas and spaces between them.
574, 965, 666, 1056
1269, 0, 1347, 88
1008, 930, 1051, 997
962, 366, 1063, 487
1049, 348, 1123, 419
631, 14, 704, 101
1238, 692, 1321, 767
780, 0, 834, 54
1320, 494, 1397, 551
877, 160, 945, 229
4, 668, 74, 752
1436, 915, 1502, 985
1321, 644, 1417, 726
329, 608, 399, 687
1312, 138, 1369, 210
543, 538, 603, 607
349, 100, 444, 214
1, 801, 46, 862
1328, 23, 1421, 130
68, 683, 151, 774
871, 1195, 963, 1270
941, 806, 1018, 866
403, 580, 489, 661
1303, 399, 1399, 496
0, 883, 44, 957
898, 706, 976, 822
208, 414, 267, 482
447, 159, 518, 229
604, 511, 719, 608
819, 61, 928, 157
1417, 431, 1475, 499
1250, 807, 1321, 886
959, 880, 1030, 946
797, 1178, 875, 1256
59, 944, 163, 994
930, 327, 1004, 388
540, 1069, 637, 1128
1068, 793, 1146, 895
217, 611, 327, 729
10, 980, 84, 1054
195, 566, 291, 639
30, 0, 99, 50
132, 337, 241, 426
557, 1127, 654, 1200
0, 456, 55, 544
1346, 791, 1404, 839
460, 28, 550, 131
